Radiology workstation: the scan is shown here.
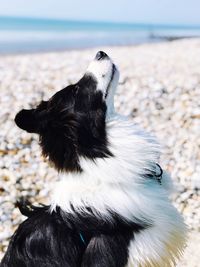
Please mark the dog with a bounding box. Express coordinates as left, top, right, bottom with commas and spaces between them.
1, 51, 186, 267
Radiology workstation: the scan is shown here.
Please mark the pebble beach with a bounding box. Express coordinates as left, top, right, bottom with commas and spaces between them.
0, 39, 200, 266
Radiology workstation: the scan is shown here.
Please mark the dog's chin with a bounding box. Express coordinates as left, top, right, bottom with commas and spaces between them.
104, 65, 119, 117
104, 64, 118, 96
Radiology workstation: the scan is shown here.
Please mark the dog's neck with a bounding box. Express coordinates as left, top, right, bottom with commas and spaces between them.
106, 101, 115, 120
50, 115, 161, 220
105, 75, 118, 119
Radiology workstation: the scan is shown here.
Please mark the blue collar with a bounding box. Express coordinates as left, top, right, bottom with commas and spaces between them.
79, 233, 86, 245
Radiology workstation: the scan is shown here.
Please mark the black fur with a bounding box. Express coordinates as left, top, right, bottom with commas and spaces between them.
81, 233, 133, 267
1, 204, 85, 267
15, 74, 112, 172
1, 203, 147, 267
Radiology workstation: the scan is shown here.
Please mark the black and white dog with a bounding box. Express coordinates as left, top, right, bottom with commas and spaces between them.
1, 51, 186, 267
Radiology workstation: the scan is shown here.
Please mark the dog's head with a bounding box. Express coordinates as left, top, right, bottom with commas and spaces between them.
15, 51, 119, 172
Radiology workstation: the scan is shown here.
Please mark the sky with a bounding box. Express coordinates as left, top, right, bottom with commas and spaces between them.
0, 0, 200, 25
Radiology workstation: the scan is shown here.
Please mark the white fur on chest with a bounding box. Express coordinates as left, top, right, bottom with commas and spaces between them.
50, 115, 186, 266
51, 115, 161, 218
51, 115, 176, 222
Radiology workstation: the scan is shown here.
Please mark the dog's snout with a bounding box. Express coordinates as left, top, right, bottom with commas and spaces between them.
95, 51, 108, 61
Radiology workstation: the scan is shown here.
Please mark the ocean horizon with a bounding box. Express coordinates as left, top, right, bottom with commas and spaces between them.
1, 16, 200, 54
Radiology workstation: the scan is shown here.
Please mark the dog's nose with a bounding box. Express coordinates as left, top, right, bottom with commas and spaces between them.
95, 51, 108, 60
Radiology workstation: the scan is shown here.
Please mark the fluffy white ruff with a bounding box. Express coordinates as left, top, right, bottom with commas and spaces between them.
51, 115, 186, 266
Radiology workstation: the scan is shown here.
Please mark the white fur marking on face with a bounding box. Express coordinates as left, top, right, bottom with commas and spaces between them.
87, 58, 113, 95
86, 56, 119, 117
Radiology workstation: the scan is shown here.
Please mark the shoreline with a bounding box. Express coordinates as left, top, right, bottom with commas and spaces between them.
0, 36, 198, 57
0, 41, 155, 57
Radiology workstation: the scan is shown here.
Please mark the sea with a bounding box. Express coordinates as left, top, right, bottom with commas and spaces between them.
1, 16, 200, 54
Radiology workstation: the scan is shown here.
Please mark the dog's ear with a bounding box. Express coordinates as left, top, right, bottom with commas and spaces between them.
15, 109, 44, 133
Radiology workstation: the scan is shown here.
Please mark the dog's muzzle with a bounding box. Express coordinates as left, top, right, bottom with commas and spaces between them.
95, 51, 108, 61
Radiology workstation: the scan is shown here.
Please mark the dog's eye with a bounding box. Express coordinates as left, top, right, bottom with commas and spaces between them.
102, 74, 106, 78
